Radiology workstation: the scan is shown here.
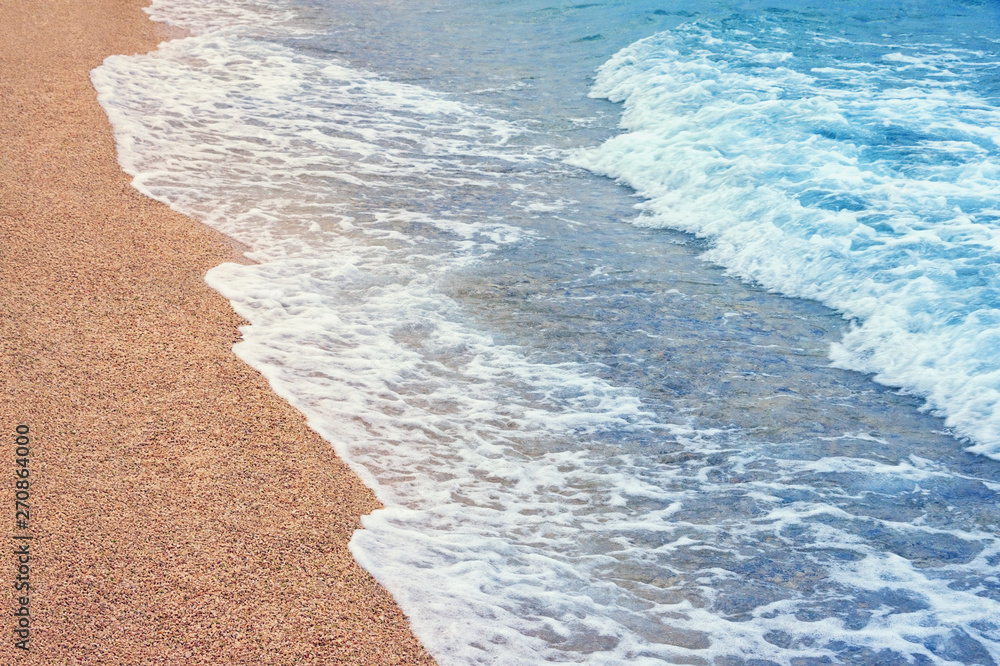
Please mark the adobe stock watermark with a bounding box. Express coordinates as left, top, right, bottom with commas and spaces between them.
12, 425, 32, 651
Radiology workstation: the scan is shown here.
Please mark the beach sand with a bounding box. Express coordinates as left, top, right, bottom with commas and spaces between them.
0, 0, 435, 662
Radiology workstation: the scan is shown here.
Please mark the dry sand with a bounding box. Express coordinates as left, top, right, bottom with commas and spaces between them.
0, 0, 436, 662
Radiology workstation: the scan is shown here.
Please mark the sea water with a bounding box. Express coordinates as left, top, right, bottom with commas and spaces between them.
93, 0, 1000, 662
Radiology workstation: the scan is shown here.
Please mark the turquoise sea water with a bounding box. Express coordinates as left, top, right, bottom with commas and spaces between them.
95, 0, 1000, 662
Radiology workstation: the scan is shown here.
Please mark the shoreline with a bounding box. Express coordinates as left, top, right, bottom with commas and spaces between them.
0, 0, 433, 662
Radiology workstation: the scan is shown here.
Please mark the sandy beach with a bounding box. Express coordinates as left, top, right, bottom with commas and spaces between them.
0, 0, 434, 662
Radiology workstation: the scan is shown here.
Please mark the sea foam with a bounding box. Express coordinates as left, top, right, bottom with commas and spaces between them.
573, 25, 1000, 458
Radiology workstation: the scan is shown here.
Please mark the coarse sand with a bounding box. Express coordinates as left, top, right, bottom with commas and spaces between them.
0, 0, 437, 663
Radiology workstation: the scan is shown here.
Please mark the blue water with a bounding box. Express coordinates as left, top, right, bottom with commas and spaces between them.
94, 0, 1000, 662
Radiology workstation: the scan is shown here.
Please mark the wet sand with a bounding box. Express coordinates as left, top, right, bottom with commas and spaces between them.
0, 0, 435, 662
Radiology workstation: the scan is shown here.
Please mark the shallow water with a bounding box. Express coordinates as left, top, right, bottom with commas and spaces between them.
94, 0, 1000, 662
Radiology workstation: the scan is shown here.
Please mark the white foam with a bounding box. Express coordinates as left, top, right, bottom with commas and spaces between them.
144, 0, 311, 37
573, 25, 1000, 459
